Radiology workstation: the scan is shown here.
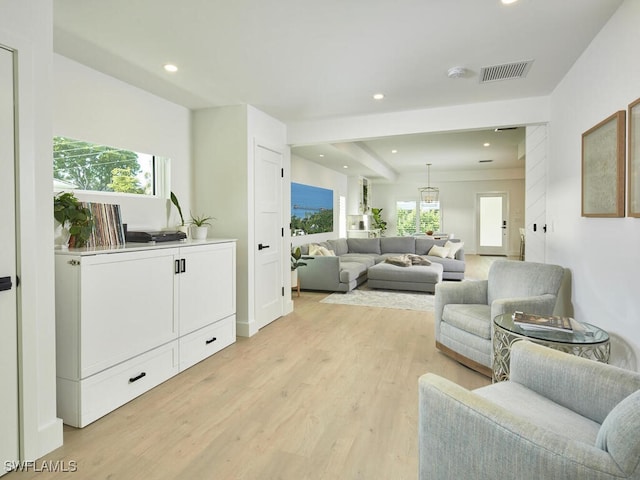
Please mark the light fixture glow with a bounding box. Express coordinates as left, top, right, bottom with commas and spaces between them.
418, 163, 439, 204
372, 93, 385, 100
343, 165, 349, 169
501, 0, 518, 4
163, 64, 178, 73
483, 142, 491, 147
319, 154, 324, 158
391, 149, 398, 154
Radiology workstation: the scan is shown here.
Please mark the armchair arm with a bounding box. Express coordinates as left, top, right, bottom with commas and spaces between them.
435, 280, 488, 323
490, 293, 558, 319
296, 255, 342, 291
510, 341, 640, 424
419, 373, 624, 480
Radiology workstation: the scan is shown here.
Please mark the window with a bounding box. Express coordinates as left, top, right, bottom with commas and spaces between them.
419, 201, 441, 233
397, 200, 442, 235
53, 136, 168, 196
396, 201, 417, 236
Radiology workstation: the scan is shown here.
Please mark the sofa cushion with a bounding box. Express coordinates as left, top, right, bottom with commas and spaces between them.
339, 254, 377, 268
347, 238, 381, 254
428, 245, 450, 258
445, 240, 464, 259
442, 304, 492, 339
327, 238, 348, 256
380, 236, 416, 254
309, 244, 335, 256
338, 261, 368, 283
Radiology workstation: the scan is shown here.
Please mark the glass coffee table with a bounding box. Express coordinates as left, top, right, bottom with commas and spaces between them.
492, 313, 610, 382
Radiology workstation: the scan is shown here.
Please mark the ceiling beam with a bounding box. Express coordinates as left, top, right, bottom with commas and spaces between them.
331, 142, 398, 182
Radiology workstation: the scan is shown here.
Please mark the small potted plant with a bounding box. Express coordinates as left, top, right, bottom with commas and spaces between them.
290, 246, 307, 293
170, 191, 189, 237
189, 213, 214, 240
371, 207, 387, 236
53, 191, 94, 248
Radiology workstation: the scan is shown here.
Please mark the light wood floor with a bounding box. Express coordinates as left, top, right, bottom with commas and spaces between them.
8, 255, 499, 480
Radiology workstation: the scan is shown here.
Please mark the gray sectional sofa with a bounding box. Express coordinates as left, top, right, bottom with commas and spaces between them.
297, 236, 465, 293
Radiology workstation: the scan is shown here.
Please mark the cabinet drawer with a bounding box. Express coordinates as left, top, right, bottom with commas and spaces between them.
179, 315, 236, 371
58, 341, 178, 428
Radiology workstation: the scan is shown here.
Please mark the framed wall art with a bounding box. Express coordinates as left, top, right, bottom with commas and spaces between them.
581, 110, 626, 217
628, 97, 640, 217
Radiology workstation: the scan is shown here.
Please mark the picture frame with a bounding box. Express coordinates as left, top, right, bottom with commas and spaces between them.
628, 97, 640, 217
581, 110, 626, 217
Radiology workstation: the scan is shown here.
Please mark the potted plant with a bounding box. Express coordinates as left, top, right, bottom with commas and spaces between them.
189, 212, 214, 240
290, 246, 307, 293
371, 207, 387, 236
170, 191, 189, 237
53, 191, 94, 248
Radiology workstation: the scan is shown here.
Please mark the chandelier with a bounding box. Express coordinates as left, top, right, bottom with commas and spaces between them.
419, 163, 439, 204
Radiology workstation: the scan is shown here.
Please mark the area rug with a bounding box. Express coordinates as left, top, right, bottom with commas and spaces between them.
320, 285, 434, 312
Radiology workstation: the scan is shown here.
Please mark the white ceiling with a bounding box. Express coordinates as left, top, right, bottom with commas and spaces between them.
52, 0, 623, 178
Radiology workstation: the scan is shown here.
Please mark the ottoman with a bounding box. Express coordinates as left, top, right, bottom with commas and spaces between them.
367, 262, 443, 293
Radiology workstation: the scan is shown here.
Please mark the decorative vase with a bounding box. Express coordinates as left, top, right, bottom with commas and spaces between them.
291, 268, 298, 286
191, 225, 208, 240
177, 224, 190, 238
56, 221, 71, 249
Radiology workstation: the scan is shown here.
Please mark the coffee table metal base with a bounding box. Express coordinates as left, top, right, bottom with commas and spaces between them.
493, 324, 611, 382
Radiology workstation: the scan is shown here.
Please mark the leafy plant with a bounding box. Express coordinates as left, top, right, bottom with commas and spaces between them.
371, 207, 387, 234
53, 191, 94, 247
291, 247, 307, 271
170, 191, 185, 226
189, 213, 215, 227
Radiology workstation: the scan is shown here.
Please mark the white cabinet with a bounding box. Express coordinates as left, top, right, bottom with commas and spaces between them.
55, 239, 236, 427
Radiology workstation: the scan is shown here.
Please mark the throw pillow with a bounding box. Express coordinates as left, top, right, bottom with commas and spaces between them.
385, 255, 411, 267
428, 245, 450, 258
445, 240, 464, 259
309, 244, 335, 256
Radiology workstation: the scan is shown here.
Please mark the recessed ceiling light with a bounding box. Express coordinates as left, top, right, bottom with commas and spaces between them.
501, 0, 518, 4
391, 149, 398, 154
373, 93, 385, 100
319, 154, 324, 158
483, 143, 491, 147
163, 64, 178, 73
343, 165, 349, 169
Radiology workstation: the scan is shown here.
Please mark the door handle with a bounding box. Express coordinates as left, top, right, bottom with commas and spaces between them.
258, 243, 270, 250
0, 276, 12, 292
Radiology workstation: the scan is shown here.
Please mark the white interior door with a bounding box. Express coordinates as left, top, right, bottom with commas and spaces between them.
0, 45, 20, 474
476, 193, 508, 256
254, 143, 283, 329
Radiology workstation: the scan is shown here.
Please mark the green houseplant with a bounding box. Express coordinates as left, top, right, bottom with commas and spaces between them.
291, 246, 307, 271
371, 207, 387, 235
170, 191, 185, 226
189, 212, 215, 240
53, 191, 94, 247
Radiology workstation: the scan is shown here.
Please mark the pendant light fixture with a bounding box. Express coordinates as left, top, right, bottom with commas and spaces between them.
419, 163, 439, 204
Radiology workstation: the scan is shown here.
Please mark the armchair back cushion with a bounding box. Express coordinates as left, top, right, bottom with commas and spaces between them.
487, 260, 565, 305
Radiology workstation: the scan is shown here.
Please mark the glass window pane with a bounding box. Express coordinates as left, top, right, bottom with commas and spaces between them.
419, 201, 441, 233
53, 136, 155, 196
396, 201, 417, 236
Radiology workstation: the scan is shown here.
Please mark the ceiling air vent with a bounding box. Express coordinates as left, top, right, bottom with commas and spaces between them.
480, 60, 533, 83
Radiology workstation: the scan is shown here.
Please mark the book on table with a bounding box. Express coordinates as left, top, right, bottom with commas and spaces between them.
512, 311, 574, 332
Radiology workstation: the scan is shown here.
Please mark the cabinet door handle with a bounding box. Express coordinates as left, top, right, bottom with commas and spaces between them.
181, 258, 186, 273
175, 260, 180, 274
129, 372, 147, 383
205, 337, 217, 345
0, 276, 12, 292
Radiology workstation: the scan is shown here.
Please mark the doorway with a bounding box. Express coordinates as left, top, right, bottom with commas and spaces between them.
0, 44, 19, 474
476, 192, 508, 256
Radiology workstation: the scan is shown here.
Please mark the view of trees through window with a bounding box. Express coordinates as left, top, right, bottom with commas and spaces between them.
396, 200, 441, 236
53, 136, 155, 195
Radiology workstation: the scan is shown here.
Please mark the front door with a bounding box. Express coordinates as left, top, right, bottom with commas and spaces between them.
254, 142, 283, 329
476, 192, 508, 256
0, 44, 20, 475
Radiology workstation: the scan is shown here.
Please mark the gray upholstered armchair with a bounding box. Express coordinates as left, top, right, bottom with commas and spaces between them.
419, 341, 640, 480
435, 259, 567, 376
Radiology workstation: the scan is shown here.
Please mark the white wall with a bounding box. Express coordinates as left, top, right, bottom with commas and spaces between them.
53, 54, 192, 231
374, 175, 525, 256
291, 155, 348, 247
1, 0, 63, 460
547, 0, 639, 368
